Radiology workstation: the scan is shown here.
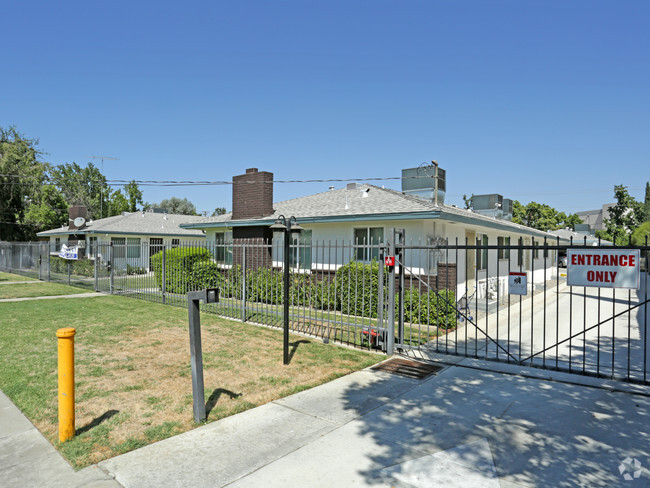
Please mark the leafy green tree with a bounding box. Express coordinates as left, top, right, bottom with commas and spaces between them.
461, 194, 473, 210
23, 184, 68, 233
0, 127, 49, 241
211, 207, 227, 216
643, 181, 650, 222
596, 185, 644, 243
154, 197, 198, 215
512, 200, 581, 232
631, 221, 650, 246
124, 180, 143, 212
51, 162, 109, 220
107, 189, 130, 216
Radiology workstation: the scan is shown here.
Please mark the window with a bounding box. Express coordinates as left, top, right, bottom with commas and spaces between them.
290, 230, 312, 269
112, 237, 126, 258
476, 235, 488, 270
88, 237, 97, 258
127, 238, 141, 259
215, 232, 233, 265
497, 236, 510, 260
171, 239, 180, 248
54, 238, 61, 252
354, 227, 383, 261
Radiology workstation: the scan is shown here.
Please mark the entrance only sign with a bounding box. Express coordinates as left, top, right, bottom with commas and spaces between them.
567, 249, 640, 290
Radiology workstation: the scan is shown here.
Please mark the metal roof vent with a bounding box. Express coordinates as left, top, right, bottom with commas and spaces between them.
401, 162, 446, 205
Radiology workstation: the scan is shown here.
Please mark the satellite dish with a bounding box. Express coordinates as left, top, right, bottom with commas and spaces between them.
73, 217, 86, 227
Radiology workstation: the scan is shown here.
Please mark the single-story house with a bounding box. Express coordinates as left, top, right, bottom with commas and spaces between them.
181, 168, 567, 300
37, 207, 206, 271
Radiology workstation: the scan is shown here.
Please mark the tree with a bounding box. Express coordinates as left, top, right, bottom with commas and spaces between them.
631, 221, 650, 246
596, 185, 644, 243
51, 162, 109, 220
154, 197, 198, 215
512, 200, 581, 232
23, 185, 68, 234
643, 181, 650, 222
124, 180, 143, 212
107, 189, 130, 216
461, 194, 473, 210
211, 207, 227, 216
0, 127, 49, 241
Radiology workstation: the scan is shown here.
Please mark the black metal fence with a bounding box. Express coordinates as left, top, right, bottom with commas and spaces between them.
1, 235, 648, 385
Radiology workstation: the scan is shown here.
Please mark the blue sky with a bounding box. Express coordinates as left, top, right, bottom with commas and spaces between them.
2, 1, 648, 216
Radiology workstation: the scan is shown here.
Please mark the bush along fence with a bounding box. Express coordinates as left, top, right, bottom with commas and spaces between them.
0, 237, 458, 353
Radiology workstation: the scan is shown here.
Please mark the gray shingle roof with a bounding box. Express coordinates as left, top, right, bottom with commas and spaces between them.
183, 184, 554, 238
37, 212, 206, 237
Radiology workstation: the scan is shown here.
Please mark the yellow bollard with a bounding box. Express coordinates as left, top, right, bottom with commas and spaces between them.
57, 327, 76, 442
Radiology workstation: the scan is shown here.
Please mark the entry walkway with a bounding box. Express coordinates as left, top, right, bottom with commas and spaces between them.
3, 354, 648, 487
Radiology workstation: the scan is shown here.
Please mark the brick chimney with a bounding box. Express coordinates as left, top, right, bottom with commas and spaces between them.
232, 168, 274, 220
68, 205, 87, 230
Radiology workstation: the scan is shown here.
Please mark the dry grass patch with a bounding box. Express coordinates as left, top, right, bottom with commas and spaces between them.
0, 295, 381, 468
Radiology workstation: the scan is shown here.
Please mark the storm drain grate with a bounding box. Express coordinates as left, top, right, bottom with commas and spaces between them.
371, 358, 443, 380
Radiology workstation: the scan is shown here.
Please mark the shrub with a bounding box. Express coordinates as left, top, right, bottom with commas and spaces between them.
126, 264, 147, 275
401, 288, 456, 329
151, 247, 212, 294
49, 256, 94, 277
334, 261, 385, 318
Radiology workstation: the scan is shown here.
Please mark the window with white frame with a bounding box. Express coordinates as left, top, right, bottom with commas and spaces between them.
290, 230, 312, 269
112, 237, 126, 259
88, 236, 97, 258
354, 227, 383, 261
215, 231, 233, 264
127, 238, 141, 259
497, 236, 510, 260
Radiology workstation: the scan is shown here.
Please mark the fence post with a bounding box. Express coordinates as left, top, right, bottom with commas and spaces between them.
386, 229, 396, 355
94, 250, 99, 292
377, 245, 385, 350
241, 244, 247, 322
397, 229, 405, 348
110, 242, 114, 295
162, 246, 166, 305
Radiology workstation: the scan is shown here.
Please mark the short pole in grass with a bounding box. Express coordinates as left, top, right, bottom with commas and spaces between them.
187, 288, 219, 423
57, 327, 76, 442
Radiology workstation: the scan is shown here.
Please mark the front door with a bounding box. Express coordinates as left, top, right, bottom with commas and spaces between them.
149, 238, 164, 269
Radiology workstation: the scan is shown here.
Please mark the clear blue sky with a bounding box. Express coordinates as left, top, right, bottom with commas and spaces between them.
2, 0, 648, 216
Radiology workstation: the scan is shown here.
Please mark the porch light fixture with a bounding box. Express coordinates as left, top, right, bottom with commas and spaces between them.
270, 215, 303, 364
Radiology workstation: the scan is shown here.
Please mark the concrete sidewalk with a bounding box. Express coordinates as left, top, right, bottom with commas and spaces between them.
0, 293, 107, 302
2, 356, 650, 487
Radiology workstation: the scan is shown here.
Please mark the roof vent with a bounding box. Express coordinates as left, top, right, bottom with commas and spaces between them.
346, 183, 357, 190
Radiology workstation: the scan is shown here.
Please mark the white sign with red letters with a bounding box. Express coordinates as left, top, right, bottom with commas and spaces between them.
567, 249, 640, 289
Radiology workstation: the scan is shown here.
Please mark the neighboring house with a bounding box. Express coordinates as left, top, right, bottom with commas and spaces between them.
181, 168, 565, 300
37, 207, 206, 271
576, 204, 614, 233
547, 228, 612, 247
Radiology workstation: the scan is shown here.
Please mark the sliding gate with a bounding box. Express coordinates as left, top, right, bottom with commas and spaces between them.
387, 230, 650, 386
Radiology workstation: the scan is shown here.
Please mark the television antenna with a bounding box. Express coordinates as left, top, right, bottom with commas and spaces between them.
89, 155, 119, 218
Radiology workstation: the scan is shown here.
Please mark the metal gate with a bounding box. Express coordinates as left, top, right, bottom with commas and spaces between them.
387, 230, 650, 385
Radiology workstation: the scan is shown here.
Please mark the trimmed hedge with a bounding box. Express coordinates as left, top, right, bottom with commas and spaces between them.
49, 256, 94, 277
152, 253, 457, 329
151, 247, 212, 294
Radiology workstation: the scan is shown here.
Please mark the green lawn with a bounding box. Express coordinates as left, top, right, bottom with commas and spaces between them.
0, 271, 38, 282
0, 281, 93, 299
0, 295, 382, 468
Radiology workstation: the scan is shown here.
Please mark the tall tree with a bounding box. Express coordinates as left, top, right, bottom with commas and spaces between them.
0, 127, 49, 240
512, 200, 581, 232
211, 207, 227, 216
154, 197, 198, 215
644, 181, 650, 223
23, 184, 68, 234
107, 189, 130, 217
51, 162, 110, 219
596, 184, 644, 243
124, 180, 143, 212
